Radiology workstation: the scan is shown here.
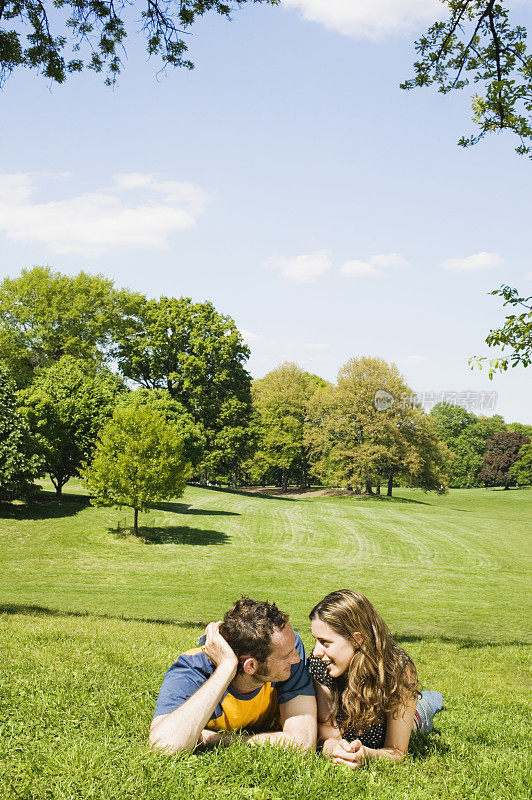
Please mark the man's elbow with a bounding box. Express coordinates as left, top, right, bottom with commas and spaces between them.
148, 722, 195, 754
288, 725, 317, 753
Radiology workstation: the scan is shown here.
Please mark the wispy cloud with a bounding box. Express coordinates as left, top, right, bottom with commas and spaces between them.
397, 354, 427, 366
0, 172, 209, 256
264, 249, 332, 283
340, 252, 408, 278
440, 252, 504, 272
282, 0, 441, 39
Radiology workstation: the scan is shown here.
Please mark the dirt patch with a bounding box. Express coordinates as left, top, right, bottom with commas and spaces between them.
236, 487, 357, 499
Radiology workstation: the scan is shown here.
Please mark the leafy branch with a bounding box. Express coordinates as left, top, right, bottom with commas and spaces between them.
401, 1, 532, 157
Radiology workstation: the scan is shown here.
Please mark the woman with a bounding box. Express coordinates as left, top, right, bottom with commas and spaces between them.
309, 589, 442, 769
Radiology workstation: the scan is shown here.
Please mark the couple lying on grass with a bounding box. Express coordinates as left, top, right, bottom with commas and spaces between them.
149, 590, 443, 769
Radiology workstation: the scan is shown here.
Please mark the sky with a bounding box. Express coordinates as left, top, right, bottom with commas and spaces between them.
1, 0, 531, 423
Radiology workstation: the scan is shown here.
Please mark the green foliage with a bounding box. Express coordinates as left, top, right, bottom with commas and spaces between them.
401, 1, 532, 156
0, 266, 140, 388
249, 362, 327, 490
20, 356, 123, 496
430, 404, 507, 488
479, 429, 530, 488
123, 388, 205, 468
0, 0, 280, 87
115, 295, 252, 482
471, 285, 532, 376
82, 395, 191, 531
510, 442, 532, 485
306, 357, 450, 495
0, 364, 40, 500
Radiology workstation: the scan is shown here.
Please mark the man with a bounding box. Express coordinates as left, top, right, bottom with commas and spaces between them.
149, 597, 317, 753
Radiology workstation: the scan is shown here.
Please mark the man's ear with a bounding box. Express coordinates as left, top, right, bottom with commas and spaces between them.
241, 656, 257, 675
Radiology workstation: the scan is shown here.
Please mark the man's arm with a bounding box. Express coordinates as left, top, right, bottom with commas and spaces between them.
149, 623, 238, 753
246, 693, 317, 752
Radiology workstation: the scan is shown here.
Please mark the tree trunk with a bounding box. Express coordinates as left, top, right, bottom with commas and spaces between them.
504, 479, 510, 490
365, 479, 374, 495
376, 482, 381, 496
231, 466, 238, 490
200, 471, 207, 486
133, 507, 139, 534
282, 467, 288, 493
387, 470, 394, 497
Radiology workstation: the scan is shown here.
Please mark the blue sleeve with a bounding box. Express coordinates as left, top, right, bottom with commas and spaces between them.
153, 650, 215, 719
276, 632, 315, 704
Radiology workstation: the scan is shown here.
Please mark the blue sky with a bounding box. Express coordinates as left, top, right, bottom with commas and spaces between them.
1, 0, 531, 422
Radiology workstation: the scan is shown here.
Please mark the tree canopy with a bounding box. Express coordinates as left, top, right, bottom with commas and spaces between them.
402, 1, 532, 157
21, 355, 124, 496
478, 429, 529, 489
0, 0, 279, 87
0, 266, 140, 388
0, 364, 41, 500
115, 294, 252, 482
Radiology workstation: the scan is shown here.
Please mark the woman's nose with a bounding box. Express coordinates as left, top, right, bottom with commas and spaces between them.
313, 643, 323, 658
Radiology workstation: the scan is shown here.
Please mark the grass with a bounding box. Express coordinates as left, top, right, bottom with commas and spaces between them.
1, 482, 531, 798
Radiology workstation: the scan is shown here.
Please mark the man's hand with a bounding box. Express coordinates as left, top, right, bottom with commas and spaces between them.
330, 738, 371, 769
203, 621, 238, 675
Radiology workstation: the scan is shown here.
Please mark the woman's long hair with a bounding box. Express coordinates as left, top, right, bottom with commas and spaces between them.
310, 589, 419, 731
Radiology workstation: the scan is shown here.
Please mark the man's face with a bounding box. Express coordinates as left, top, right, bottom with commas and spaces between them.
253, 624, 300, 683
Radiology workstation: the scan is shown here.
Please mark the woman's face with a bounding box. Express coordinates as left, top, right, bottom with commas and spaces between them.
311, 618, 356, 678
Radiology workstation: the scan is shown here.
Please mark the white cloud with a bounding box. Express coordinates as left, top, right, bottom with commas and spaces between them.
0, 172, 209, 256
264, 249, 332, 283
440, 252, 504, 272
282, 0, 441, 39
340, 252, 408, 278
340, 259, 382, 278
240, 329, 272, 347
398, 354, 427, 366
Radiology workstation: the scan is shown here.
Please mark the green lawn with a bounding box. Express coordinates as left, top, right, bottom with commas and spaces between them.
1, 483, 531, 799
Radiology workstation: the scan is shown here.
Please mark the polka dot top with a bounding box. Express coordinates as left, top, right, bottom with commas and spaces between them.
308, 655, 387, 749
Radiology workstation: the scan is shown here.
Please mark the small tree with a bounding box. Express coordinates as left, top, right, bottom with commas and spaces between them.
82, 400, 191, 533
0, 365, 41, 500
479, 431, 530, 489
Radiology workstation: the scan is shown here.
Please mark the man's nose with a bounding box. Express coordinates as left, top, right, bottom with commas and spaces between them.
290, 649, 300, 664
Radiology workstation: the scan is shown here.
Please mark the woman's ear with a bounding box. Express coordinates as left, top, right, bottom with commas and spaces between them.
352, 632, 364, 647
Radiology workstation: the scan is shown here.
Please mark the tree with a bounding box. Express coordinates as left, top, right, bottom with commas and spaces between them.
21, 356, 123, 497
0, 0, 280, 87
0, 364, 41, 500
249, 362, 327, 492
402, 1, 532, 157
430, 403, 507, 487
478, 430, 530, 489
306, 356, 450, 496
0, 266, 140, 388
115, 295, 252, 483
471, 285, 532, 377
82, 397, 191, 533
509, 441, 532, 486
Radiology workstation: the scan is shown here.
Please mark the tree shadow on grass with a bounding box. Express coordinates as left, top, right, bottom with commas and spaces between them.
0, 491, 90, 521
0, 603, 206, 628
112, 525, 230, 545
154, 501, 239, 517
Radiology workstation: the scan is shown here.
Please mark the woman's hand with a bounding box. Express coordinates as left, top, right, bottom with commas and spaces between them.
328, 738, 372, 769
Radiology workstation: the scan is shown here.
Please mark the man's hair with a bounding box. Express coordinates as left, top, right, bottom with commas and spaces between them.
219, 597, 289, 669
